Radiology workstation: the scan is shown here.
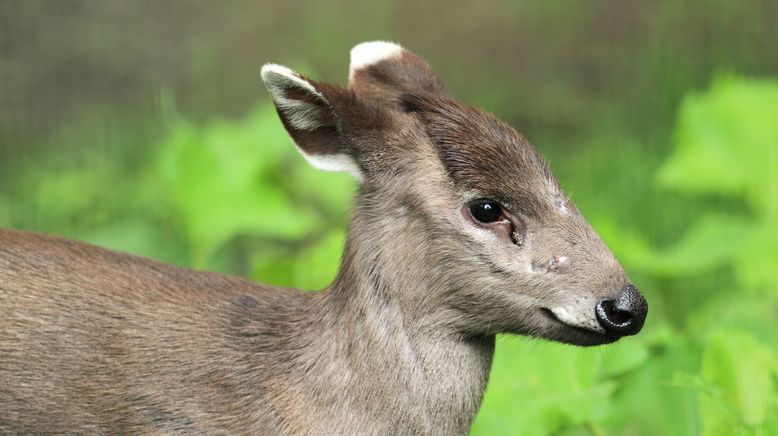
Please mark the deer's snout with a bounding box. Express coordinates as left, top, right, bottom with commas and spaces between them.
595, 285, 648, 336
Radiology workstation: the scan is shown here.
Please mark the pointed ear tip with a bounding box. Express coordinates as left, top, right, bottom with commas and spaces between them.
350, 41, 404, 71
260, 63, 294, 83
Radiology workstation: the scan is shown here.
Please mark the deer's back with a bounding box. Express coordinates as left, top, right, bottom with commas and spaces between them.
0, 228, 311, 434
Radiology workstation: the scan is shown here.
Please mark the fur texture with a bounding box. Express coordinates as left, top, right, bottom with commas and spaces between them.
0, 42, 646, 435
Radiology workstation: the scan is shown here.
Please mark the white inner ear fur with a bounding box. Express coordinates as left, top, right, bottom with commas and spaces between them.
272, 97, 325, 131
300, 153, 363, 181
261, 63, 363, 181
261, 64, 328, 131
348, 41, 403, 82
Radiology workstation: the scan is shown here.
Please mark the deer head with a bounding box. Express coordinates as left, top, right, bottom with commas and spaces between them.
261, 41, 647, 346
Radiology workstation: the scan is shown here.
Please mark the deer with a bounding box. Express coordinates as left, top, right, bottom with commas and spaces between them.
0, 41, 647, 435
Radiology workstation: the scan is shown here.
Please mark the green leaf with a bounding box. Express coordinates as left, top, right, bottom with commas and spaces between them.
699, 331, 778, 434
251, 250, 297, 288
603, 336, 701, 436
251, 230, 345, 291
290, 163, 356, 218
157, 105, 320, 265
599, 337, 650, 377
734, 226, 778, 293
687, 294, 778, 350
293, 229, 346, 290
472, 338, 614, 436
78, 219, 186, 265
611, 214, 751, 277
657, 76, 778, 220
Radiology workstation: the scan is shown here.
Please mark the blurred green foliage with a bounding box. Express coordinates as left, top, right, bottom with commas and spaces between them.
473, 77, 778, 436
156, 105, 352, 267
3, 74, 776, 435
2, 2, 777, 434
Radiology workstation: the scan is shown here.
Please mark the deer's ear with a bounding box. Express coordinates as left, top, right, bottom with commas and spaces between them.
348, 41, 448, 104
261, 64, 362, 180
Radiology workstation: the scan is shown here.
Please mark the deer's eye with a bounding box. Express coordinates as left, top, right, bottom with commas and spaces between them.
469, 201, 505, 223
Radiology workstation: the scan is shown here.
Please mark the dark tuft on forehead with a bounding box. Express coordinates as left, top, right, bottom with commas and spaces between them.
403, 95, 558, 217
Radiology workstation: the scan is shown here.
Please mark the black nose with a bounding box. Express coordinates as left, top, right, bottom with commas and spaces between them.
595, 284, 648, 336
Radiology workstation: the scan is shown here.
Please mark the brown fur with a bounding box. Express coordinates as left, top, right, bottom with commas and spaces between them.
0, 42, 646, 434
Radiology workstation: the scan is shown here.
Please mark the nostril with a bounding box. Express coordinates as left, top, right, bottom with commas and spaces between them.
599, 300, 631, 324
595, 299, 634, 334
595, 284, 648, 337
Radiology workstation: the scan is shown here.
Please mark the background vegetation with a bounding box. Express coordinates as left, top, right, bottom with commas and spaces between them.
2, 1, 777, 434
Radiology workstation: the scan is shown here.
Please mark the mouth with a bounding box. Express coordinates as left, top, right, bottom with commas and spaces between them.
537, 308, 620, 346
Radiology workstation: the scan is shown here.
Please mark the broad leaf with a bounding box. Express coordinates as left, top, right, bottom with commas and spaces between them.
699, 331, 778, 435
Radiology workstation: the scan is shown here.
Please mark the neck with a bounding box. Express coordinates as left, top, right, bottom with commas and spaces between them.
300, 229, 495, 434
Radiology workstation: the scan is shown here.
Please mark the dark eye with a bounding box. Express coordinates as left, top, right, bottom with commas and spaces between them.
469, 201, 505, 223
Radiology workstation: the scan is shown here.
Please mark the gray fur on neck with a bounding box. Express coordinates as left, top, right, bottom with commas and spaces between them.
269, 213, 495, 435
